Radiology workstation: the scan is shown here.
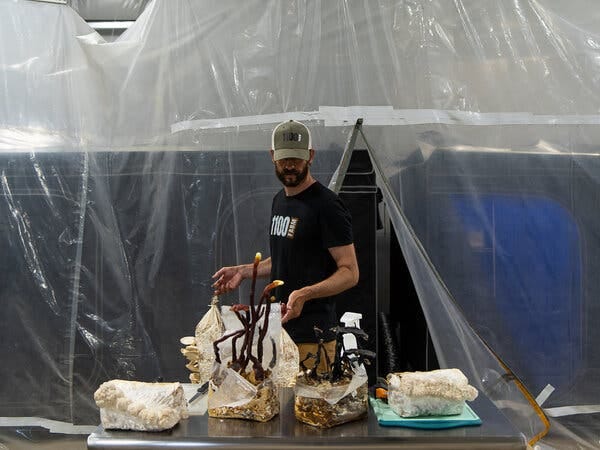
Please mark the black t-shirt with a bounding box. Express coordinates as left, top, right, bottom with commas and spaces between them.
269, 181, 353, 343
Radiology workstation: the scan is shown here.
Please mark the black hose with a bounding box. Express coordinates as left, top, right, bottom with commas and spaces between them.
378, 312, 401, 376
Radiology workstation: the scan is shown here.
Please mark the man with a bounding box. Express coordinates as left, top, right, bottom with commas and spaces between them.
212, 120, 359, 371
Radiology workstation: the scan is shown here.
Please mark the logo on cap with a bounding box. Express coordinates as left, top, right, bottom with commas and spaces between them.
282, 132, 303, 143
272, 120, 312, 161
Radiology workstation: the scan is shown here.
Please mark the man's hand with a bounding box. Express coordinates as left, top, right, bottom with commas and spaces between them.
212, 266, 245, 295
281, 289, 309, 323
280, 244, 358, 324
212, 257, 272, 295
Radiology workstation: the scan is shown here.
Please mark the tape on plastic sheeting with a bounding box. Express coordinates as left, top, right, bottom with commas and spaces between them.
535, 384, 555, 406
544, 405, 600, 417
170, 111, 322, 133
28, 0, 67, 4
170, 106, 600, 133
535, 384, 600, 418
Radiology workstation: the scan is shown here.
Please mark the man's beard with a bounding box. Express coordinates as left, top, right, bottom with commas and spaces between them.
275, 164, 309, 187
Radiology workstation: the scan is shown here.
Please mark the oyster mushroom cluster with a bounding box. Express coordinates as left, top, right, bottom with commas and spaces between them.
94, 380, 188, 431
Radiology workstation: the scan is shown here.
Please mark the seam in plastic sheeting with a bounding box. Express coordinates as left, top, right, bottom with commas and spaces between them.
171, 106, 600, 133
328, 119, 362, 193
67, 152, 90, 422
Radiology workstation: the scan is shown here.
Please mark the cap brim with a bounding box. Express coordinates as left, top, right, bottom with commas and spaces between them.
273, 148, 310, 161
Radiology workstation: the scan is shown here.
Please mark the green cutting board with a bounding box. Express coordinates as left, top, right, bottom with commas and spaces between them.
369, 397, 482, 429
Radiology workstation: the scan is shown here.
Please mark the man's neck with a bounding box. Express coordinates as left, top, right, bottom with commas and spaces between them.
283, 173, 317, 197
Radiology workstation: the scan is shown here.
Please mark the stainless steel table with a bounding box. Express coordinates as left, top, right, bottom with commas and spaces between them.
87, 389, 526, 449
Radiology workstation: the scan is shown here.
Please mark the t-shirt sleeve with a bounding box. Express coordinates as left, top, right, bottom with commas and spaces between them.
320, 194, 353, 248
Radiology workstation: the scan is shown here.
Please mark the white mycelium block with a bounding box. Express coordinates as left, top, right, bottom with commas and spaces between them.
94, 380, 189, 431
387, 369, 478, 418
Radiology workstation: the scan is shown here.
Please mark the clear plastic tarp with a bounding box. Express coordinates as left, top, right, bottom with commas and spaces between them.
2, 0, 600, 448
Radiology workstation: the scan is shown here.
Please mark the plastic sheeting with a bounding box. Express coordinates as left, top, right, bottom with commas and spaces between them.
68, 0, 150, 21
2, 0, 600, 448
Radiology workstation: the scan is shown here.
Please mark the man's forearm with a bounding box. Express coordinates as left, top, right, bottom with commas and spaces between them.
295, 265, 358, 302
281, 244, 359, 323
241, 257, 271, 280
294, 243, 359, 302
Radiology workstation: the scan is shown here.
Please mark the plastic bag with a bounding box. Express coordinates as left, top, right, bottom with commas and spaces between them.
294, 364, 369, 428
272, 327, 299, 387
208, 302, 282, 422
180, 296, 225, 384
208, 365, 279, 422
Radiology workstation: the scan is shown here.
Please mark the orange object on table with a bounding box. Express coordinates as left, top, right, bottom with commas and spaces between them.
375, 387, 388, 400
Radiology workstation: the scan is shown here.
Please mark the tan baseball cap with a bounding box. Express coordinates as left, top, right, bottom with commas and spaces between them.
271, 120, 312, 161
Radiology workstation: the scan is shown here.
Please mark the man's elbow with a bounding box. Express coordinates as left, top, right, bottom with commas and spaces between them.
349, 265, 359, 287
